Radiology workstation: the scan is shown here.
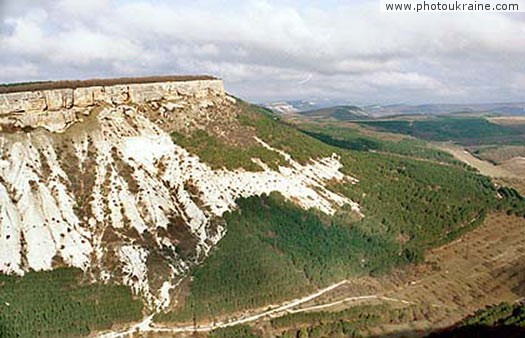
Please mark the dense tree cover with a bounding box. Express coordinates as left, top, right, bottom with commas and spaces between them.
462, 302, 525, 327
156, 193, 408, 322
209, 324, 262, 338
156, 169, 508, 323
335, 151, 500, 255
426, 302, 525, 338
0, 268, 143, 337
496, 186, 525, 217
271, 304, 388, 329
299, 123, 525, 223
359, 116, 525, 145
158, 104, 525, 324
299, 125, 466, 167
279, 321, 362, 338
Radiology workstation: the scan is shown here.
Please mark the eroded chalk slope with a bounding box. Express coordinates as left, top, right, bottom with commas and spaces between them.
0, 94, 360, 309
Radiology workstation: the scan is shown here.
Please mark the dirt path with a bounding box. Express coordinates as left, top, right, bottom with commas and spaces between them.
287, 295, 414, 314
266, 213, 524, 337
98, 290, 415, 337
98, 213, 525, 338
98, 280, 352, 337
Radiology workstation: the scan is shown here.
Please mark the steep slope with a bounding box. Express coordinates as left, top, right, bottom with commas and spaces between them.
0, 78, 359, 309
155, 106, 522, 325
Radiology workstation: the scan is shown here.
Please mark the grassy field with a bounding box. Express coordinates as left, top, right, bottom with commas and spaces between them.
0, 268, 143, 337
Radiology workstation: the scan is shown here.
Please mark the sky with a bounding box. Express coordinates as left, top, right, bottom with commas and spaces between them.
0, 0, 524, 104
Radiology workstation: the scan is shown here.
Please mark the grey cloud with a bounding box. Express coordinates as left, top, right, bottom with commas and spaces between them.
0, 0, 524, 104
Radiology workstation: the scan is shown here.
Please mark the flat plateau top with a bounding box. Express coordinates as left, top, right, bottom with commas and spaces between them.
0, 75, 218, 94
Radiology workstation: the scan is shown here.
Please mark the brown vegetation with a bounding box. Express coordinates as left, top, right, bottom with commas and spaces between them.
470, 145, 525, 164
0, 75, 217, 94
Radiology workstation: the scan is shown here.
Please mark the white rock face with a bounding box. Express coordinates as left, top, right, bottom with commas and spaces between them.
0, 79, 224, 133
0, 80, 360, 308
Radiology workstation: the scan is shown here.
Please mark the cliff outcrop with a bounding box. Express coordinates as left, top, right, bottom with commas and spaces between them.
0, 76, 359, 310
0, 77, 224, 132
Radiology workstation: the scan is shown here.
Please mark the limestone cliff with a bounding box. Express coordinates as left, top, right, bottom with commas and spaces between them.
0, 76, 360, 309
0, 77, 224, 132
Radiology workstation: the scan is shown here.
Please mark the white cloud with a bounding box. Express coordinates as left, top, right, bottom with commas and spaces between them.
0, 0, 524, 103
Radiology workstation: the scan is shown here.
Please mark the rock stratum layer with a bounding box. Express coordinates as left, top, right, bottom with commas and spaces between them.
0, 77, 360, 309
0, 77, 223, 133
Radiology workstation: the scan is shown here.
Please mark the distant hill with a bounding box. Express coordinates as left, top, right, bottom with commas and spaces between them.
263, 99, 346, 115
299, 105, 370, 121
265, 101, 525, 118
366, 102, 525, 117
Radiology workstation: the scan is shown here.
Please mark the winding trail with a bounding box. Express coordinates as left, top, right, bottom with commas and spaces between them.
287, 295, 415, 314
99, 280, 351, 337
98, 279, 416, 337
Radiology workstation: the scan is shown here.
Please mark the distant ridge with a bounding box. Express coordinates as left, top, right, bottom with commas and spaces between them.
0, 75, 218, 94
299, 105, 370, 120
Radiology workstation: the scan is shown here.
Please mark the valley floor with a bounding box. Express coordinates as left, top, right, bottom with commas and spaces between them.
434, 142, 525, 195
433, 143, 517, 178
96, 212, 525, 337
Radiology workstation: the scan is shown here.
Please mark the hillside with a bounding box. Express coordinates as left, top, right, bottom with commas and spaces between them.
359, 116, 525, 146
366, 102, 525, 117
0, 77, 362, 336
264, 102, 525, 118
297, 105, 369, 121
0, 77, 523, 337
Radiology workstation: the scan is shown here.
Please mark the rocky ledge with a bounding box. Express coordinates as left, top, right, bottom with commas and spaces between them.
0, 76, 224, 132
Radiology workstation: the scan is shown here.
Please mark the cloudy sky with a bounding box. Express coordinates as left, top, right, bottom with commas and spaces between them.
0, 0, 524, 104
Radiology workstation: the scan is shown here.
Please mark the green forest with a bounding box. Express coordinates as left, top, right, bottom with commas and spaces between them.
209, 324, 262, 338
359, 116, 525, 145
158, 103, 525, 324
299, 124, 465, 166
204, 301, 525, 338
0, 268, 143, 337
462, 301, 525, 327
2, 102, 523, 337
274, 303, 410, 338
425, 302, 525, 338
206, 303, 435, 338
